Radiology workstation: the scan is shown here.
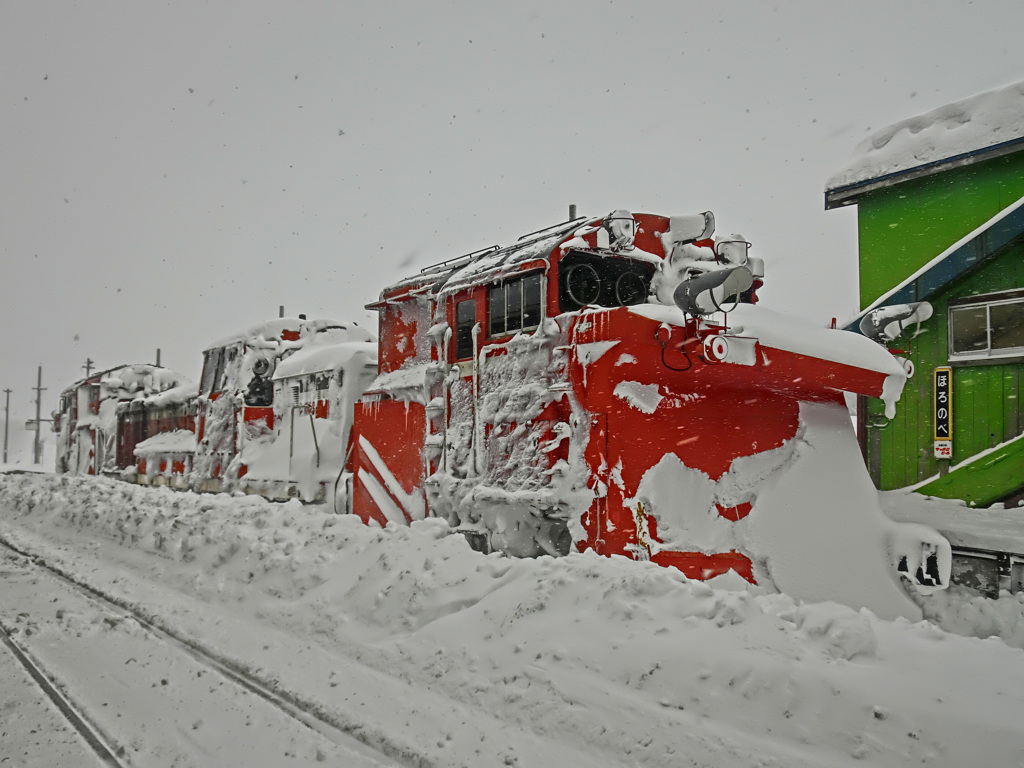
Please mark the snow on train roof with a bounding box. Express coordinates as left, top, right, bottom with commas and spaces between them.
272, 340, 377, 380
440, 221, 581, 293
125, 380, 199, 408
62, 364, 187, 401
203, 318, 372, 352
827, 79, 1024, 192
376, 220, 583, 301
102, 364, 184, 392
59, 363, 132, 395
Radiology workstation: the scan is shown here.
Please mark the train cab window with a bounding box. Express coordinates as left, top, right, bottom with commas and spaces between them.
210, 348, 231, 394
557, 251, 655, 313
489, 273, 542, 337
219, 346, 239, 392
523, 273, 542, 327
488, 285, 505, 336
200, 349, 221, 394
455, 299, 476, 360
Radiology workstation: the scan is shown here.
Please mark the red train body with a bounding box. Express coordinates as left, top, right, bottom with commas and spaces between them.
344, 211, 923, 591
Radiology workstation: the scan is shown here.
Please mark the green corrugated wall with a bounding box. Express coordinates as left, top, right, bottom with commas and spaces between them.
862, 248, 1024, 492
857, 152, 1024, 309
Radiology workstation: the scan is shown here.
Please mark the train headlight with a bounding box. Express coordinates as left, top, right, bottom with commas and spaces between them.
704, 334, 729, 363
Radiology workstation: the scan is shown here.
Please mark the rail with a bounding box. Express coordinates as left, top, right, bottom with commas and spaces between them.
0, 535, 406, 767
0, 619, 125, 767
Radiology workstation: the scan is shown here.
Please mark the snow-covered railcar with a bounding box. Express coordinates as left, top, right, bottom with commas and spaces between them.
346, 209, 951, 619
53, 364, 188, 477
116, 381, 198, 488
56, 318, 377, 502
240, 327, 378, 503
180, 317, 376, 500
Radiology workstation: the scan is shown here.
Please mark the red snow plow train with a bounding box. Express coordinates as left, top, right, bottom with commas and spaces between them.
52, 209, 950, 619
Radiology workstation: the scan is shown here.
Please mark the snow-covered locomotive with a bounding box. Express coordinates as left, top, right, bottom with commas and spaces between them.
345, 209, 950, 618
186, 317, 376, 501
52, 209, 949, 618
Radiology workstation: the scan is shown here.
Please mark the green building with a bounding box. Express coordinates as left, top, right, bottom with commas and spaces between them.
826, 81, 1024, 507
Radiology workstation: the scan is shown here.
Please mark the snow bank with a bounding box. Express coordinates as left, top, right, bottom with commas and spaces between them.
2, 472, 1024, 766
828, 79, 1024, 190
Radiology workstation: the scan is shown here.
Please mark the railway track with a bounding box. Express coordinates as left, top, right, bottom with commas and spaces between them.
0, 617, 124, 767
0, 534, 401, 768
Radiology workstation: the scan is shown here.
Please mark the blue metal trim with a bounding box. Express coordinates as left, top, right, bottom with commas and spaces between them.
844, 203, 1024, 333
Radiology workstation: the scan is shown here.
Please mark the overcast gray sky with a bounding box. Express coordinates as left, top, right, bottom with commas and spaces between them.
2, 0, 1023, 440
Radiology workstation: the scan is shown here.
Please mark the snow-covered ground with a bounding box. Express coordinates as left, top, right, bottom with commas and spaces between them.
2, 471, 1024, 767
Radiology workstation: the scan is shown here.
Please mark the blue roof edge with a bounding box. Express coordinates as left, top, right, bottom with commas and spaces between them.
827, 134, 1024, 203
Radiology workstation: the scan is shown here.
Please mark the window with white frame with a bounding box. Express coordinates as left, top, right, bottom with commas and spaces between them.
949, 291, 1024, 361
489, 272, 542, 337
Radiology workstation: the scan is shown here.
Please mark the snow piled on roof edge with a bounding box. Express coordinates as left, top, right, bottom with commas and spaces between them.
827, 80, 1024, 191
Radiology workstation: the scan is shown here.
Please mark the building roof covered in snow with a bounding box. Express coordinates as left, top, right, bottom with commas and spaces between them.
826, 80, 1024, 207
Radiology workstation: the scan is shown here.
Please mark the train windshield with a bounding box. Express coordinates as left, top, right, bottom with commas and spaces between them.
557, 251, 655, 313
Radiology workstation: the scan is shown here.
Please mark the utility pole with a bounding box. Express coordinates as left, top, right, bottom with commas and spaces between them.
83, 358, 95, 377
33, 366, 45, 465
3, 388, 10, 465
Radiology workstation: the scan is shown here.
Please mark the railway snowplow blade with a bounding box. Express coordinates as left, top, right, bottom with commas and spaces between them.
570, 303, 951, 621
738, 401, 950, 619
